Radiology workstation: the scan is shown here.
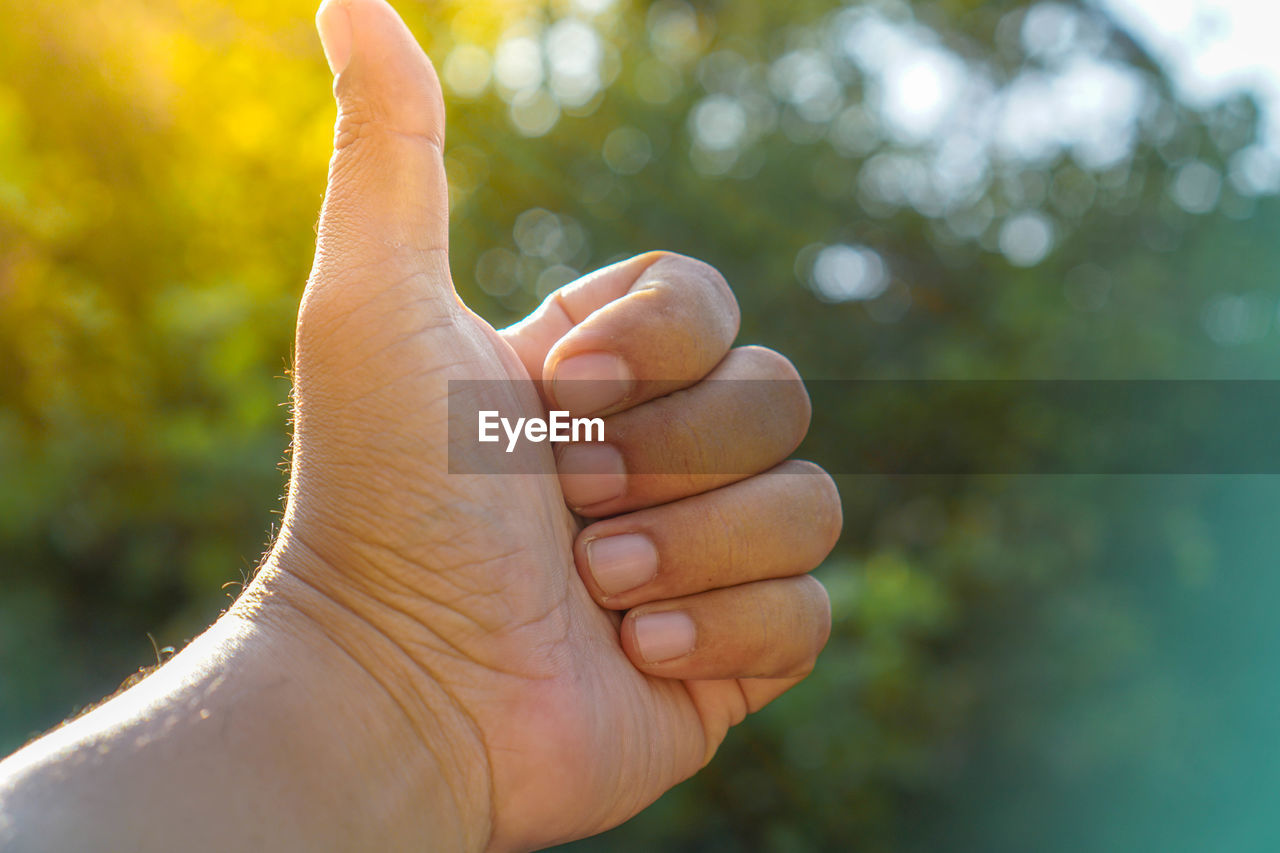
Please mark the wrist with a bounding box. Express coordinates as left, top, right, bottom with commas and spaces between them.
0, 567, 492, 852
231, 550, 494, 851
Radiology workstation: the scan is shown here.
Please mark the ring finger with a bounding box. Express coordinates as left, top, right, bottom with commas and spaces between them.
574, 460, 842, 608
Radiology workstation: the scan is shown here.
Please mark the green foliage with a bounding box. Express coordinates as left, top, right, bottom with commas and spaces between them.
4, 0, 1280, 848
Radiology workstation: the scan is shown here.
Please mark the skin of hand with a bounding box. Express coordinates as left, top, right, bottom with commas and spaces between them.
0, 1, 841, 850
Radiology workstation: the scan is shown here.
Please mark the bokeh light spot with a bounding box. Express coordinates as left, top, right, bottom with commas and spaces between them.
810, 244, 890, 302
1203, 293, 1270, 345
690, 94, 747, 151
572, 0, 616, 15
536, 264, 579, 298
602, 127, 653, 175
508, 89, 560, 137
770, 50, 843, 124
1170, 160, 1222, 214
998, 210, 1055, 266
475, 248, 521, 297
442, 44, 492, 99
546, 19, 603, 107
648, 0, 702, 65
494, 35, 543, 95
1229, 146, 1280, 196
514, 208, 565, 259
879, 46, 963, 143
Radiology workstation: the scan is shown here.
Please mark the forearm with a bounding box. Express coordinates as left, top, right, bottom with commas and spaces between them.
0, 592, 484, 852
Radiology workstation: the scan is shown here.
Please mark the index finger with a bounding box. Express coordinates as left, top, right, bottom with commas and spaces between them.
499, 251, 740, 417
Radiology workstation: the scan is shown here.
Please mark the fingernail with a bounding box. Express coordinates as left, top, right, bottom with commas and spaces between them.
633, 611, 696, 663
587, 534, 658, 596
552, 352, 634, 415
558, 444, 626, 509
316, 0, 352, 76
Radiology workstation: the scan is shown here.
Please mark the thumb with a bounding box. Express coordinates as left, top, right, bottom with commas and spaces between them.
313, 0, 451, 281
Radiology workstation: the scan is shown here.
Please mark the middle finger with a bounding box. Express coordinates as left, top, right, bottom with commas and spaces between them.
556, 345, 811, 516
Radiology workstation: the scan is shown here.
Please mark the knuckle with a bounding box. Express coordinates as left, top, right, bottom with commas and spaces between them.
797, 574, 833, 652
727, 348, 810, 435
733, 345, 802, 383
769, 461, 843, 563
333, 102, 379, 151
646, 252, 740, 334
806, 467, 844, 550
332, 57, 447, 154
777, 458, 825, 478
334, 107, 445, 153
655, 252, 729, 293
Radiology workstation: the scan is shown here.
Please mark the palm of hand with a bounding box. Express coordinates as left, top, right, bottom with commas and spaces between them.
278, 267, 728, 847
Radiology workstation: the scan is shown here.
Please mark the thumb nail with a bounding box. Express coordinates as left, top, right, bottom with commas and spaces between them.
316, 0, 353, 76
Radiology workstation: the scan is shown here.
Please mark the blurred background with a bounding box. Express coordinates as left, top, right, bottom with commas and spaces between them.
3, 0, 1280, 849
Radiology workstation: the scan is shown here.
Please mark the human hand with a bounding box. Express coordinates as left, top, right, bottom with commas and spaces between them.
0, 1, 839, 850
236, 0, 840, 848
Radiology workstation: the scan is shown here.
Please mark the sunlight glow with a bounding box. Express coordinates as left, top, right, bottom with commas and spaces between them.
1097, 0, 1280, 155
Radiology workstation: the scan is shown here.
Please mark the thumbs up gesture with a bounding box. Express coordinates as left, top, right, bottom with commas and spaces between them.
0, 1, 840, 850
260, 0, 843, 847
